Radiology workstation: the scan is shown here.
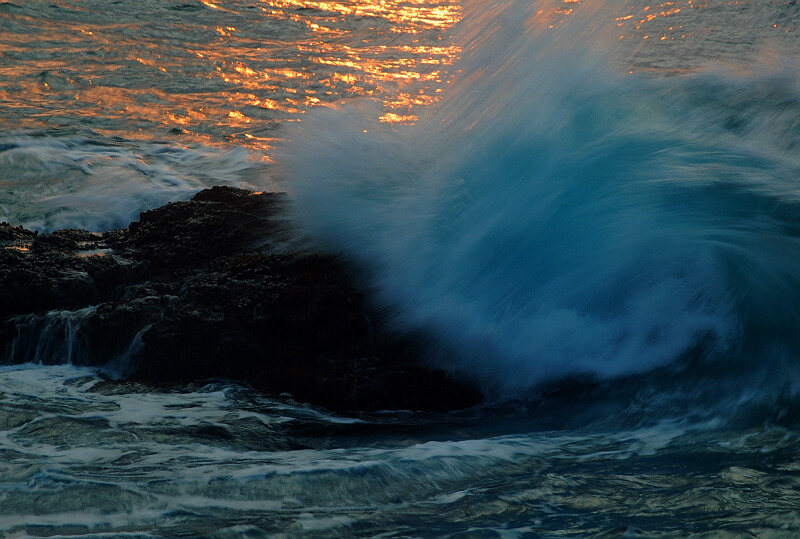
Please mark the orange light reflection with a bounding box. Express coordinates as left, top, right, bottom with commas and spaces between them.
200, 0, 463, 126
0, 0, 462, 149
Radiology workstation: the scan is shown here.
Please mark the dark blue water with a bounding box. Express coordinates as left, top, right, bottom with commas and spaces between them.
3, 0, 800, 536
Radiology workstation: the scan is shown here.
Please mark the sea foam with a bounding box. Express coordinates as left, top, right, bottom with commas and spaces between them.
0, 133, 270, 232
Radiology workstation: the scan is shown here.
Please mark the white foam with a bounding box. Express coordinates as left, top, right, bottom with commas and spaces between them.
0, 133, 275, 232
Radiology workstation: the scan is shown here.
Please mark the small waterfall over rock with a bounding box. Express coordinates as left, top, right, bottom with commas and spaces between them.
2, 306, 97, 366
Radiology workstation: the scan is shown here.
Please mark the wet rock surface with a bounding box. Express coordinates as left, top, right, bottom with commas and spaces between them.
0, 187, 481, 412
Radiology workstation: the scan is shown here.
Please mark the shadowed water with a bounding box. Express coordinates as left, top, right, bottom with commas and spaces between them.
2, 365, 800, 537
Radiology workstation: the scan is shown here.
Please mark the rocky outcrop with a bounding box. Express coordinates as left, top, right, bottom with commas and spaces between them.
0, 187, 481, 413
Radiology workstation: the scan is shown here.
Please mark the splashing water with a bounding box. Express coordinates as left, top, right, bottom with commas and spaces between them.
279, 0, 800, 403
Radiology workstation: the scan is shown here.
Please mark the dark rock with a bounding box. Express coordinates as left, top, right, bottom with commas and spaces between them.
0, 223, 136, 317
112, 186, 289, 274
0, 187, 481, 413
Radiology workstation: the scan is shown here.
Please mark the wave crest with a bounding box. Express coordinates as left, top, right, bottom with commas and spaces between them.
278, 0, 800, 398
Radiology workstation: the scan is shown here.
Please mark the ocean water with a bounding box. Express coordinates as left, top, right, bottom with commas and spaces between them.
3, 0, 800, 536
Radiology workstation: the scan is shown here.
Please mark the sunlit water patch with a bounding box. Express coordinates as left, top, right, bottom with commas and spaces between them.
0, 0, 460, 231
0, 0, 460, 148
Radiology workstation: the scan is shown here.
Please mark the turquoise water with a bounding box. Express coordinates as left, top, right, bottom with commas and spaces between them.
3, 0, 800, 536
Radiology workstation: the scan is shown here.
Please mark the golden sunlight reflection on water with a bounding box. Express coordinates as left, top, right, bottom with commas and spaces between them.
1, 0, 795, 155
0, 0, 462, 154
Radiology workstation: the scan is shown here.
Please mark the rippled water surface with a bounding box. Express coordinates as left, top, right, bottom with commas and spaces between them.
3, 0, 800, 536
0, 0, 459, 229
0, 0, 460, 146
2, 365, 800, 537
